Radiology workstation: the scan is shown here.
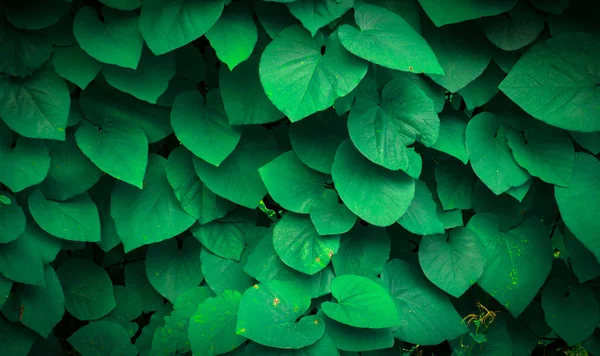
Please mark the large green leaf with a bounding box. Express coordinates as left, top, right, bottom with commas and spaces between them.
259, 26, 367, 121
194, 127, 280, 209
0, 234, 45, 287
146, 238, 203, 303
0, 16, 53, 78
397, 180, 445, 235
166, 146, 234, 223
0, 66, 69, 140
467, 214, 553, 316
542, 278, 599, 346
381, 258, 467, 345
289, 111, 349, 174
68, 321, 136, 356
205, 1, 257, 70
219, 53, 284, 126
138, 0, 225, 55
29, 190, 100, 242
332, 140, 415, 226
75, 124, 148, 189
189, 290, 246, 355
57, 259, 116, 321
555, 152, 600, 263
0, 266, 64, 337
418, 228, 485, 297
338, 3, 442, 74
287, 0, 354, 36
332, 225, 390, 278
499, 32, 600, 132
506, 125, 574, 187
0, 193, 26, 244
273, 213, 340, 275
236, 280, 325, 349
260, 151, 328, 214
111, 154, 196, 252
418, 0, 517, 26
466, 112, 530, 195
51, 45, 102, 89
322, 275, 399, 328
347, 77, 440, 171
73, 7, 142, 69
39, 134, 103, 201
103, 47, 176, 104
171, 90, 241, 167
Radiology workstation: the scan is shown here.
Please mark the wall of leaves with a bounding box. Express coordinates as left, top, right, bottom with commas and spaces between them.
0, 0, 599, 354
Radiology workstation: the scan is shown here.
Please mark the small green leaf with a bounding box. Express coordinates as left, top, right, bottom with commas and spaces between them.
57, 259, 116, 320
51, 45, 102, 89
0, 16, 53, 77
418, 0, 517, 26
322, 275, 399, 328
321, 312, 394, 352
287, 0, 354, 36
458, 62, 505, 110
0, 315, 37, 356
431, 113, 469, 164
200, 247, 256, 295
68, 321, 136, 356
236, 280, 325, 349
332, 224, 390, 278
273, 213, 340, 275
397, 180, 445, 235
124, 261, 164, 313
483, 3, 544, 51
0, 235, 45, 286
0, 193, 26, 244
190, 219, 246, 261
309, 189, 357, 236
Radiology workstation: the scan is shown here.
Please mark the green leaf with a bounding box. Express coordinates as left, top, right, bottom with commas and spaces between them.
506, 125, 574, 187
100, 0, 141, 11
172, 90, 241, 167
138, 0, 225, 55
236, 280, 325, 349
381, 258, 467, 345
458, 62, 505, 110
0, 193, 26, 244
0, 275, 12, 309
146, 238, 203, 303
332, 224, 390, 278
246, 334, 339, 355
322, 275, 399, 328
0, 127, 50, 193
418, 0, 517, 26
530, 0, 569, 14
0, 316, 37, 356
39, 134, 103, 201
189, 290, 246, 356
205, 1, 257, 70
287, 0, 354, 36
259, 26, 367, 121
347, 77, 440, 171
200, 247, 256, 295
29, 190, 101, 243
51, 45, 102, 89
309, 189, 357, 236
5, 0, 70, 30
273, 213, 340, 275
321, 312, 394, 352
166, 146, 234, 223
499, 32, 600, 132
260, 151, 328, 214
466, 112, 530, 195
0, 234, 45, 286
397, 180, 445, 235
124, 261, 164, 313
79, 82, 173, 143
569, 131, 600, 155
75, 124, 148, 189
191, 219, 245, 261
68, 321, 136, 356
565, 229, 600, 283
483, 3, 544, 51
0, 65, 69, 140
111, 154, 195, 252
338, 3, 442, 74
194, 127, 280, 209
542, 278, 599, 346
425, 24, 491, 92
418, 228, 485, 297
73, 6, 143, 69
0, 16, 53, 77
467, 214, 553, 316
555, 152, 600, 263
220, 53, 284, 126
332, 140, 415, 226
430, 113, 469, 164
105, 286, 143, 322
0, 266, 64, 337
57, 259, 116, 320
255, 1, 299, 39
103, 47, 176, 104
505, 179, 532, 203
289, 111, 349, 175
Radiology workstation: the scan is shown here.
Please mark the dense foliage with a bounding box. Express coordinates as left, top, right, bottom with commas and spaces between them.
0, 0, 599, 354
